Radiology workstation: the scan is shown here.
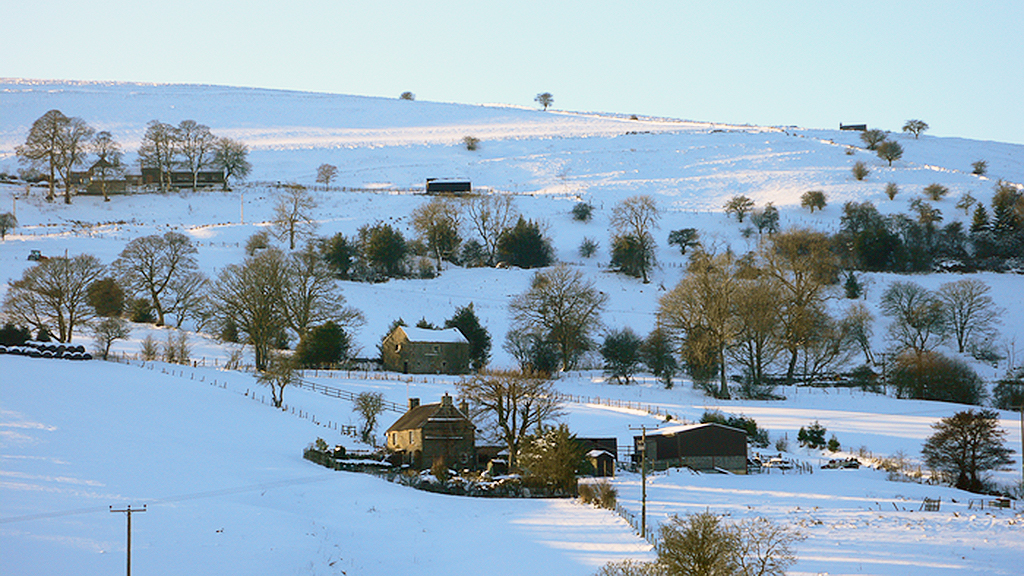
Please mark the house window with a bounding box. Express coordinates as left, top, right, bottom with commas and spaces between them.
433, 345, 439, 353
409, 431, 413, 443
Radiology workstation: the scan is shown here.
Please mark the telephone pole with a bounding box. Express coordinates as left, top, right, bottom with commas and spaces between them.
110, 504, 146, 576
629, 424, 658, 540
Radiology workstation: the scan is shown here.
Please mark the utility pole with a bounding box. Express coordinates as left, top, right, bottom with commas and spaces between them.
629, 424, 657, 540
110, 504, 146, 576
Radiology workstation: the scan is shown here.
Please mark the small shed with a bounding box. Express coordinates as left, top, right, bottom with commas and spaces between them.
381, 326, 470, 375
426, 178, 471, 195
840, 123, 867, 131
634, 423, 748, 474
386, 395, 476, 470
578, 437, 618, 477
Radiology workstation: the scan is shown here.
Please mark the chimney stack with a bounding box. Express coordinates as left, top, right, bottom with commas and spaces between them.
408, 397, 420, 410
441, 393, 452, 407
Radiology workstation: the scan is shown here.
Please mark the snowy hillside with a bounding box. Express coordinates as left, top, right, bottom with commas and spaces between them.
2, 80, 1023, 575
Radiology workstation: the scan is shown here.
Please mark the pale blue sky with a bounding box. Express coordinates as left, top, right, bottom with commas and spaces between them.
3, 1, 1021, 144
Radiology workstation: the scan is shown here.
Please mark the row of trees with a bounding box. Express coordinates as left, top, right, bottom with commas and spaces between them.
0, 230, 363, 371
721, 180, 1023, 274
14, 110, 251, 203
320, 194, 554, 282
836, 181, 1024, 272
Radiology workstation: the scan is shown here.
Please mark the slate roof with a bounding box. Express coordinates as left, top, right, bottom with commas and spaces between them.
386, 402, 442, 433
385, 399, 473, 433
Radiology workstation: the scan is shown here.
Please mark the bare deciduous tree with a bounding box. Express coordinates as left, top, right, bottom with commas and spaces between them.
354, 391, 385, 445
880, 281, 947, 355
411, 197, 462, 269
54, 116, 93, 204
534, 92, 554, 111
730, 273, 784, 397
257, 352, 296, 408
272, 185, 318, 250
210, 248, 289, 371
465, 193, 518, 265
176, 120, 217, 189
938, 279, 1002, 354
610, 195, 660, 283
92, 317, 131, 360
1, 254, 106, 342
922, 409, 1013, 492
734, 516, 804, 576
283, 243, 364, 338
902, 119, 929, 139
724, 195, 754, 222
91, 131, 124, 202
0, 212, 16, 240
658, 249, 738, 398
509, 264, 608, 370
138, 120, 180, 193
315, 164, 338, 188
212, 137, 251, 190
456, 369, 563, 467
16, 109, 68, 202
114, 232, 202, 327
860, 129, 888, 150
759, 229, 839, 384
17, 110, 93, 203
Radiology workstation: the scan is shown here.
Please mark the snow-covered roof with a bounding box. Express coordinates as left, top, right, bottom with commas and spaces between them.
645, 422, 746, 437
399, 326, 468, 344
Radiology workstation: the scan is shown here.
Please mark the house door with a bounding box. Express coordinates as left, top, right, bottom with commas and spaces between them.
403, 361, 408, 374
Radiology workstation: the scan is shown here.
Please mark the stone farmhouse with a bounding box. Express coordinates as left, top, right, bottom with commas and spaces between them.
381, 326, 470, 375
386, 394, 476, 470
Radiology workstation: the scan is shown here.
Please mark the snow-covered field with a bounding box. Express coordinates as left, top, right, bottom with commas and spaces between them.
2, 80, 1023, 575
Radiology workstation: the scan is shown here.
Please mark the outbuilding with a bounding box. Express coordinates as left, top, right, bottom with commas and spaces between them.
634, 423, 748, 474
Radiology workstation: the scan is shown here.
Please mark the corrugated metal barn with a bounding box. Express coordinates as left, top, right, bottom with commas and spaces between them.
634, 423, 748, 474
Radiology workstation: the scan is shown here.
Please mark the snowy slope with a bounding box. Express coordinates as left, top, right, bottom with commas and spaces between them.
2, 80, 1023, 575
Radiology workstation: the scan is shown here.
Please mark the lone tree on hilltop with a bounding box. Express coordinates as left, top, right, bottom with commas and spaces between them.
903, 119, 929, 139
535, 92, 554, 111
316, 164, 338, 188
922, 409, 1013, 493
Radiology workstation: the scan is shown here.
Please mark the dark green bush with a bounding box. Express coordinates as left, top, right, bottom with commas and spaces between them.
701, 410, 770, 448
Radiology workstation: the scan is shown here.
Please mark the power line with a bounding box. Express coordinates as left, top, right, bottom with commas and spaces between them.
0, 474, 333, 525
